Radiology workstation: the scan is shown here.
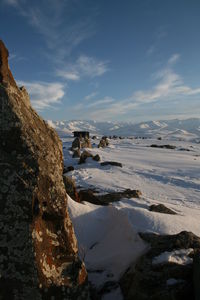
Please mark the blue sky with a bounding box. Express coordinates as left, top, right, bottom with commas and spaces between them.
1, 0, 200, 122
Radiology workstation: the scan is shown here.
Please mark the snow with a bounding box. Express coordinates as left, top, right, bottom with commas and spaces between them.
68, 196, 148, 287
49, 117, 200, 140
152, 248, 193, 265
58, 118, 200, 298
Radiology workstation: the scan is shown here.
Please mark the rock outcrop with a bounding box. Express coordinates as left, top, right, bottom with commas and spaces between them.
149, 203, 177, 215
120, 231, 200, 300
0, 40, 89, 299
98, 137, 109, 148
72, 137, 92, 150
78, 188, 142, 205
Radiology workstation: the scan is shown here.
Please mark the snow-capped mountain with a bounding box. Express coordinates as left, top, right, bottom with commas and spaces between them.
47, 118, 200, 140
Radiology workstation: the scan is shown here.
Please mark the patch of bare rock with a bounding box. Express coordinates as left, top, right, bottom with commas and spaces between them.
150, 144, 176, 149
0, 40, 89, 299
78, 188, 142, 205
72, 136, 92, 150
101, 161, 122, 167
149, 204, 177, 215
120, 231, 200, 300
98, 136, 109, 148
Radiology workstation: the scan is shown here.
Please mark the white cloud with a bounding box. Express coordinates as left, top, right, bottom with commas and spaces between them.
84, 91, 98, 101
87, 97, 114, 108
56, 70, 80, 81
3, 0, 95, 59
57, 55, 109, 81
168, 53, 180, 65
77, 55, 108, 77
84, 54, 200, 120
18, 81, 65, 111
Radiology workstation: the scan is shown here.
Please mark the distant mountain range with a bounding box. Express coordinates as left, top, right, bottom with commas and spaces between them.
47, 118, 200, 140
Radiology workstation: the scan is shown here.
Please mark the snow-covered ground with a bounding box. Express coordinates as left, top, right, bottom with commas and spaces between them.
55, 120, 200, 299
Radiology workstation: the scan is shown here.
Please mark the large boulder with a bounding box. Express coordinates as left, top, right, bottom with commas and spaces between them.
149, 204, 177, 215
72, 137, 92, 150
0, 40, 89, 299
79, 150, 93, 164
81, 137, 92, 149
98, 137, 109, 148
120, 231, 200, 300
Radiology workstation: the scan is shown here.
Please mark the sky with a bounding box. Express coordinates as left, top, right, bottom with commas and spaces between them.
0, 0, 200, 122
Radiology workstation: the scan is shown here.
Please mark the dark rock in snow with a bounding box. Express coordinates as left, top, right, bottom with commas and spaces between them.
78, 188, 142, 205
93, 154, 101, 161
150, 144, 176, 149
81, 137, 92, 148
0, 40, 89, 299
98, 137, 109, 148
149, 204, 177, 215
72, 137, 81, 149
120, 231, 200, 300
63, 165, 75, 173
72, 148, 81, 158
63, 175, 80, 203
101, 161, 122, 167
79, 150, 93, 164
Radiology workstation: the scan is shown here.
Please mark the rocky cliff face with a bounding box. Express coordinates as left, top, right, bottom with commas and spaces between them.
0, 40, 89, 299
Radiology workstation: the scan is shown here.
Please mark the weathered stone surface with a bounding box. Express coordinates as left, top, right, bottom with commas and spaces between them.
72, 137, 92, 150
98, 137, 109, 148
81, 138, 92, 149
72, 137, 81, 149
72, 148, 81, 158
63, 175, 80, 203
0, 40, 89, 299
149, 204, 177, 215
120, 231, 200, 300
79, 150, 93, 164
93, 154, 100, 162
78, 188, 142, 205
63, 165, 75, 173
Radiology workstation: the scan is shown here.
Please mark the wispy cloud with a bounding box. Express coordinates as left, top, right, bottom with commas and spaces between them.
18, 80, 65, 111
146, 26, 168, 57
84, 91, 98, 101
3, 0, 96, 60
87, 96, 114, 108
3, 0, 18, 6
77, 54, 200, 120
168, 53, 180, 65
57, 55, 109, 81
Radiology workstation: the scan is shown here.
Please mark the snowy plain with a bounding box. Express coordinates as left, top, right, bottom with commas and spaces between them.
50, 118, 200, 299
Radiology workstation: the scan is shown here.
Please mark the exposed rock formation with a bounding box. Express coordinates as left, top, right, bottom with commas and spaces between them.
79, 150, 93, 164
78, 188, 142, 205
72, 148, 81, 158
101, 161, 122, 167
92, 154, 100, 162
0, 40, 89, 299
120, 231, 200, 300
63, 175, 80, 203
72, 137, 92, 150
98, 137, 109, 148
149, 203, 177, 215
